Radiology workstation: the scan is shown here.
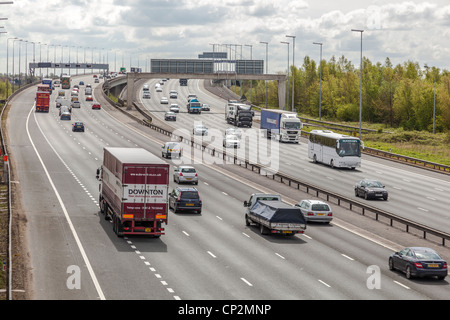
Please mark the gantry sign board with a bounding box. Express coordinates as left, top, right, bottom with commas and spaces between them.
29, 62, 109, 72
150, 59, 263, 75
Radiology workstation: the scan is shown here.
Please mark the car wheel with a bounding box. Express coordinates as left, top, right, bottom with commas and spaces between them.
405, 265, 413, 279
330, 159, 334, 168
384, 195, 388, 201
388, 258, 395, 271
355, 189, 359, 197
245, 214, 251, 226
364, 192, 369, 200
313, 154, 317, 163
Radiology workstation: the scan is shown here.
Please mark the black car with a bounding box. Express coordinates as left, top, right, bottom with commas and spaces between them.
72, 121, 85, 132
389, 247, 447, 280
354, 179, 388, 200
169, 187, 202, 214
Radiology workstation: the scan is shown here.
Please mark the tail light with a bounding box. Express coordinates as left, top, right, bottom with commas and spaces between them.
179, 172, 183, 176
307, 212, 314, 216
328, 212, 333, 216
195, 173, 198, 177
443, 262, 447, 269
177, 193, 181, 201
414, 262, 423, 269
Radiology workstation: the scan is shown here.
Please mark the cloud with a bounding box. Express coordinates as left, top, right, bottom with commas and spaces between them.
1, 0, 450, 74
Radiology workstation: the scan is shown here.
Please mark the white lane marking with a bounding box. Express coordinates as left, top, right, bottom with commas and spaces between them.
207, 251, 217, 258
393, 281, 410, 289
240, 278, 253, 287
341, 254, 354, 261
318, 279, 331, 288
275, 253, 285, 260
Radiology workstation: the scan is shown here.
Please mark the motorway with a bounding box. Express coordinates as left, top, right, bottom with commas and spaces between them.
5, 74, 450, 300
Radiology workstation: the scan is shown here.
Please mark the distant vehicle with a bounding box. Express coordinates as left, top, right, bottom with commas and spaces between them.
169, 90, 178, 99
223, 135, 240, 148
260, 109, 302, 143
60, 111, 71, 120
161, 142, 182, 159
389, 247, 447, 280
225, 127, 242, 139
79, 81, 84, 86
35, 89, 50, 112
71, 101, 81, 108
225, 102, 252, 127
72, 122, 85, 132
143, 92, 151, 99
164, 111, 177, 121
294, 200, 333, 223
58, 90, 65, 97
94, 78, 99, 83
143, 84, 149, 92
156, 87, 163, 92
160, 97, 169, 104
170, 104, 179, 113
85, 87, 92, 95
179, 79, 188, 86
168, 187, 202, 214
54, 80, 60, 87
308, 130, 363, 169
61, 75, 71, 89
187, 100, 201, 114
187, 94, 197, 101
355, 179, 388, 200
201, 104, 210, 111
173, 166, 198, 184
244, 194, 306, 236
92, 103, 101, 110
193, 124, 208, 136
86, 95, 93, 101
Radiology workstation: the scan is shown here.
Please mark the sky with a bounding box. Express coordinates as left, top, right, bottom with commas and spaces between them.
1, 0, 450, 75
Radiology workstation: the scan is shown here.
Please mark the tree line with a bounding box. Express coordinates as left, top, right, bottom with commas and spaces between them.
241, 56, 450, 133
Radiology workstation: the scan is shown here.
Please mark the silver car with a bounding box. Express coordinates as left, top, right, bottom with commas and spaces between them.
193, 124, 208, 136
173, 166, 198, 185
225, 127, 242, 139
294, 200, 333, 223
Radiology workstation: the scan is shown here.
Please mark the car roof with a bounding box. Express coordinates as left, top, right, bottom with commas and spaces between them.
302, 199, 328, 204
178, 165, 195, 169
176, 187, 198, 191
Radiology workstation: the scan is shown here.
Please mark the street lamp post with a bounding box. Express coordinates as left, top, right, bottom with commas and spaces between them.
313, 42, 323, 120
352, 29, 364, 140
244, 44, 253, 104
281, 41, 290, 111
6, 36, 17, 98
286, 35, 296, 112
424, 64, 437, 134
260, 41, 268, 108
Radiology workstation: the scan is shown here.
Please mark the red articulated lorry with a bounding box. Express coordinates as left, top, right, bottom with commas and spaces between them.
35, 86, 50, 112
96, 147, 170, 237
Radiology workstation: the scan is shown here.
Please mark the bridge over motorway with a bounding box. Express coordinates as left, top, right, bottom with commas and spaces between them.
120, 72, 288, 110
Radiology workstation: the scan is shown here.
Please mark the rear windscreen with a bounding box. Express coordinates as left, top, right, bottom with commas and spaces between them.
181, 191, 199, 199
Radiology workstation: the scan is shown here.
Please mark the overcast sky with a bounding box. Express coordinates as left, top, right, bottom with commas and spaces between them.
1, 0, 450, 74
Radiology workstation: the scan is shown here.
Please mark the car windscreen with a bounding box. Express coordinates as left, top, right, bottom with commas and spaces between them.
181, 168, 196, 173
414, 251, 442, 260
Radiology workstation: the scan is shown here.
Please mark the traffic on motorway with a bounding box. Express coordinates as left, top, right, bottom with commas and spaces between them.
6, 73, 448, 300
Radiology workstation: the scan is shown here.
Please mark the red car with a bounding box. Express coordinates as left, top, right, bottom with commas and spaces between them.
86, 95, 93, 101
92, 103, 101, 110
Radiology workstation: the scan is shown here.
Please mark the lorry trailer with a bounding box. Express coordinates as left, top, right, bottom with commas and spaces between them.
97, 147, 170, 237
244, 198, 306, 236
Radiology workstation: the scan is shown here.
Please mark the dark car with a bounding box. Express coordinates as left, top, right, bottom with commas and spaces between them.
389, 247, 447, 280
72, 121, 85, 132
354, 179, 388, 200
164, 111, 177, 121
168, 187, 202, 214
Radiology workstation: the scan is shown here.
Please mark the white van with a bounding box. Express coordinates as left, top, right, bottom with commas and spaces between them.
161, 142, 182, 159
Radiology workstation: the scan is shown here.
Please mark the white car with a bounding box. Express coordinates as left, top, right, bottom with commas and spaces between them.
156, 86, 163, 92
160, 97, 169, 104
170, 104, 179, 113
143, 92, 151, 99
225, 127, 242, 139
294, 200, 333, 223
170, 90, 178, 99
223, 135, 240, 148
193, 124, 208, 136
